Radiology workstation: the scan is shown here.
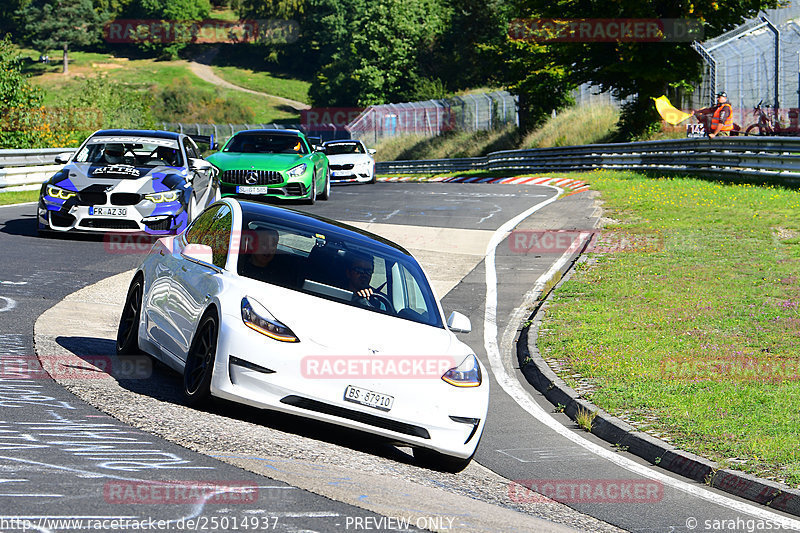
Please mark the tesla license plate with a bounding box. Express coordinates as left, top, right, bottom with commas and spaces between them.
89, 206, 127, 216
344, 385, 394, 411
237, 186, 271, 194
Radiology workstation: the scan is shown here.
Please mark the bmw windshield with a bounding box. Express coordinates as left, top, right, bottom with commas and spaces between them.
74, 136, 184, 169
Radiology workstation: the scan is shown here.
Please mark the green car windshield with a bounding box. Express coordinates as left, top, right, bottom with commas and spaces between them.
225, 134, 308, 155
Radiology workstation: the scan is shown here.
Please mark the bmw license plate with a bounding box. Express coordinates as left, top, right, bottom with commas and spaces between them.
237, 186, 271, 194
344, 385, 394, 411
90, 206, 127, 216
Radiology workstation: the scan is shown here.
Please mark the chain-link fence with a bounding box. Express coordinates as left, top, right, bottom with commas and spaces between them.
158, 122, 302, 147
690, 3, 800, 131
347, 91, 518, 145
159, 91, 519, 148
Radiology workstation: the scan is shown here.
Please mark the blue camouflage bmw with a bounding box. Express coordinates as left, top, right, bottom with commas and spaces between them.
38, 129, 219, 236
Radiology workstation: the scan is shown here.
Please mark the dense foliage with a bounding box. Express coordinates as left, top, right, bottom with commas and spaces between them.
4, 0, 788, 140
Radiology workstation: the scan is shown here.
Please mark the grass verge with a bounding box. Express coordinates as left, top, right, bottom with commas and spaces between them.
536, 170, 800, 486
21, 49, 301, 123
0, 190, 39, 206
372, 103, 619, 161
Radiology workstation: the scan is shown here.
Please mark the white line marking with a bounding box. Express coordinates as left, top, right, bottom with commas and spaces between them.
1, 281, 27, 285
0, 494, 63, 497
0, 202, 37, 209
0, 297, 16, 313
482, 187, 800, 528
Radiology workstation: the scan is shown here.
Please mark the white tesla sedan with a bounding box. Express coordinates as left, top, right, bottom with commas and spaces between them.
322, 139, 377, 183
117, 198, 488, 470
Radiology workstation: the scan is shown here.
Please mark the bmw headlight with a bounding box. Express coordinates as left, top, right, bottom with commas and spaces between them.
46, 184, 77, 200
241, 297, 299, 343
286, 163, 307, 178
144, 190, 180, 203
442, 354, 482, 387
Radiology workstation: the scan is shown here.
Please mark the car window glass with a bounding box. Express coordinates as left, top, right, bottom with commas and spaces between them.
225, 134, 307, 155
185, 204, 232, 268
76, 138, 183, 168
325, 142, 365, 155
238, 214, 443, 328
183, 138, 199, 159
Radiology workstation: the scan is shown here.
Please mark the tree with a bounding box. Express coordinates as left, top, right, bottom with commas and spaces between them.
17, 0, 106, 74
308, 0, 450, 106
429, 0, 510, 92
0, 36, 46, 148
513, 0, 781, 139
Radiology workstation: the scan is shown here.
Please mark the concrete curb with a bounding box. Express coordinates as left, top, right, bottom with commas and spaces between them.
516, 257, 800, 518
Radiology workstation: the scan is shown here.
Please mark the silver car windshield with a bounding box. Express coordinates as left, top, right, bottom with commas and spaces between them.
236, 219, 443, 328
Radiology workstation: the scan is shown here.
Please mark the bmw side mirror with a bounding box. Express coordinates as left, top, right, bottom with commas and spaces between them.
55, 152, 73, 164
447, 311, 472, 333
189, 158, 212, 171
182, 243, 214, 265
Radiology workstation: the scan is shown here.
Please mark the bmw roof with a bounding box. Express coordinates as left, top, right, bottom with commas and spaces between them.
90, 129, 183, 140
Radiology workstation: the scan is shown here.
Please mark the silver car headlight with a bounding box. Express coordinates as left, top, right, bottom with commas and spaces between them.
241, 297, 299, 343
442, 354, 482, 387
46, 184, 77, 200
286, 163, 307, 178
144, 190, 180, 203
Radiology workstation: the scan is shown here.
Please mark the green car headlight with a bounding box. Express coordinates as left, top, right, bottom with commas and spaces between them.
46, 185, 77, 200
241, 297, 299, 343
144, 190, 180, 203
286, 163, 307, 178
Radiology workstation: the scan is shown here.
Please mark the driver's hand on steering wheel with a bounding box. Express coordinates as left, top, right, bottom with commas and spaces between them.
355, 287, 374, 299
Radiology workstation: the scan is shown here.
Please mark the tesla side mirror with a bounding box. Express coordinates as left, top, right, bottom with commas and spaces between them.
367, 149, 376, 155
182, 243, 214, 265
211, 142, 219, 150
189, 158, 212, 171
55, 152, 73, 164
447, 311, 472, 333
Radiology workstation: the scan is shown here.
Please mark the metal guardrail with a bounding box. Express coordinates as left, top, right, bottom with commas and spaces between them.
375, 137, 800, 185
0, 149, 74, 191
5, 137, 800, 192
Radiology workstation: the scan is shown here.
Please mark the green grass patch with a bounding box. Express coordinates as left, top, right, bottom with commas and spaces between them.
373, 103, 619, 161
536, 170, 800, 486
521, 104, 619, 148
21, 48, 301, 124
0, 190, 39, 205
211, 65, 310, 104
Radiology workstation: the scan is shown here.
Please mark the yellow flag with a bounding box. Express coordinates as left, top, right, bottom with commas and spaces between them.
653, 95, 693, 125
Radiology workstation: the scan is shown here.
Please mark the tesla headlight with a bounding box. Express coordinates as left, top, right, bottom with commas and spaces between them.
286, 163, 307, 178
241, 297, 299, 343
442, 354, 482, 387
46, 184, 77, 200
144, 190, 180, 203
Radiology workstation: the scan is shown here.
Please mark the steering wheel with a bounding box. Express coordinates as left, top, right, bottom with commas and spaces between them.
368, 291, 395, 313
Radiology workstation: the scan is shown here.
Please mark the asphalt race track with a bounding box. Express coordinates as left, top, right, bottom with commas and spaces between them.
2, 182, 800, 532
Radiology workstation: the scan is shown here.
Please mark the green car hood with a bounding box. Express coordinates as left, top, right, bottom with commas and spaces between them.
207, 152, 307, 172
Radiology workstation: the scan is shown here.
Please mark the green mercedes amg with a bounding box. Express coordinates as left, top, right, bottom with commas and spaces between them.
207, 129, 330, 204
